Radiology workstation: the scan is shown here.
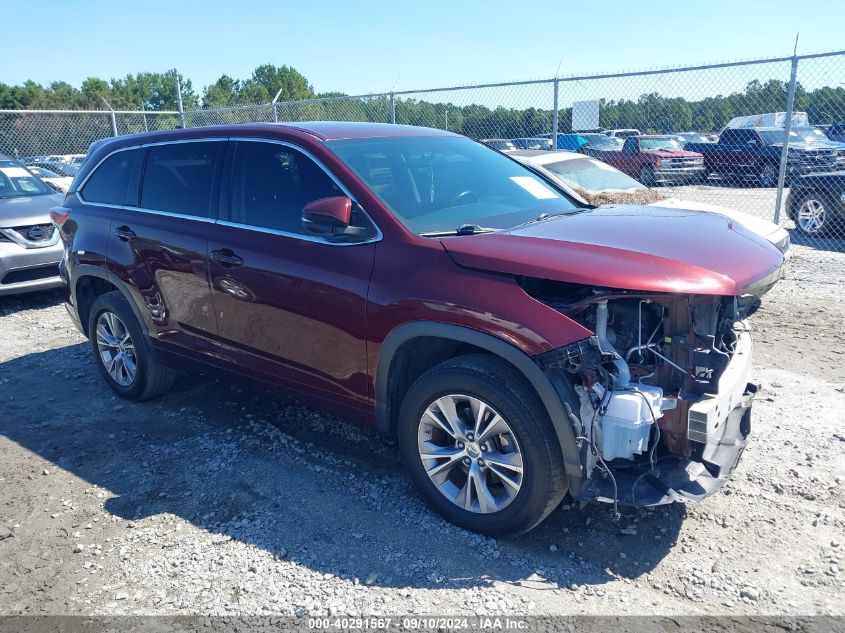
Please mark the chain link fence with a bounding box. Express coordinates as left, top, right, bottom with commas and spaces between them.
1, 51, 843, 252
0, 110, 180, 159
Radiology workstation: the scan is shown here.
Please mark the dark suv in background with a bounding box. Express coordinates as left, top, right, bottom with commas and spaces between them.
55, 122, 784, 535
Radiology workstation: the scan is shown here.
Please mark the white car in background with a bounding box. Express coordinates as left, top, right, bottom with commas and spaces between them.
25, 166, 74, 193
46, 153, 87, 166
507, 149, 791, 256
604, 128, 641, 139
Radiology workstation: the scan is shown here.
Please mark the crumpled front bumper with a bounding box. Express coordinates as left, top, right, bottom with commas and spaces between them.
576, 328, 756, 507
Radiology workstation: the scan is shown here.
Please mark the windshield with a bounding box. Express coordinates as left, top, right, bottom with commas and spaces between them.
543, 157, 645, 193
29, 166, 62, 179
639, 137, 682, 151
327, 136, 580, 234
756, 130, 802, 145
513, 138, 551, 149
580, 134, 616, 147
484, 140, 516, 151
793, 127, 830, 142
0, 161, 53, 198
677, 134, 707, 143
43, 161, 79, 177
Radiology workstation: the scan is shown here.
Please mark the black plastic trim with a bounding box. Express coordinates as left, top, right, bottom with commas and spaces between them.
69, 264, 150, 338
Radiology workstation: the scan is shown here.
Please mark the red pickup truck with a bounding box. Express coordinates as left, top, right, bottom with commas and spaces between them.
591, 135, 706, 185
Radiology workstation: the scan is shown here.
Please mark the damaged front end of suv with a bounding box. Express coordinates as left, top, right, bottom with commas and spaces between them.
438, 203, 786, 516
528, 280, 770, 511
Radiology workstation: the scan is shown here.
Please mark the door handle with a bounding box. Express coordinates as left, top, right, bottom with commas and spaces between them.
210, 248, 244, 268
113, 226, 136, 241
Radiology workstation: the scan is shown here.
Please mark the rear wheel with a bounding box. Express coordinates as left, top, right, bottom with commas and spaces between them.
757, 162, 777, 187
88, 291, 176, 400
398, 354, 567, 536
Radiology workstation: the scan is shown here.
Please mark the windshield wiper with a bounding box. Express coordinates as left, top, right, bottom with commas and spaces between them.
420, 224, 496, 237
510, 209, 582, 230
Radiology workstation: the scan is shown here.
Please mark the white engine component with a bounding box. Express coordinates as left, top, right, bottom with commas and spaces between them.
597, 383, 663, 461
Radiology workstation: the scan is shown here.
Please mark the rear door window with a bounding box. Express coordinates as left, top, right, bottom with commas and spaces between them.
140, 141, 223, 217
80, 149, 139, 205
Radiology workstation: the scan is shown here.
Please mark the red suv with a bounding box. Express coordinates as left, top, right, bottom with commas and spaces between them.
54, 123, 784, 536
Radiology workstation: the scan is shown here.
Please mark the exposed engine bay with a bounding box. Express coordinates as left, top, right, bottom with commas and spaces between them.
524, 278, 762, 512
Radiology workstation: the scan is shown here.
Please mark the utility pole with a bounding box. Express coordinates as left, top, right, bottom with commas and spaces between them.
774, 34, 800, 224
172, 69, 186, 128
271, 87, 284, 122
102, 96, 118, 136
389, 77, 400, 124
551, 58, 564, 149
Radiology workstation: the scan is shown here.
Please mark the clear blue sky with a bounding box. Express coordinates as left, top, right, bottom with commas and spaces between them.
6, 0, 844, 95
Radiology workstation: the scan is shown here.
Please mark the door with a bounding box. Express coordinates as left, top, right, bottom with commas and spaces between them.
207, 139, 378, 418
617, 138, 640, 175
716, 129, 754, 172
108, 140, 225, 351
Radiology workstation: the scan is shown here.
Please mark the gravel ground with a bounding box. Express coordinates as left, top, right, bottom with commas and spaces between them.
0, 243, 843, 617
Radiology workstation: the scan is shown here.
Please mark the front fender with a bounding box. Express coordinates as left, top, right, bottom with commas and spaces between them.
376, 321, 585, 492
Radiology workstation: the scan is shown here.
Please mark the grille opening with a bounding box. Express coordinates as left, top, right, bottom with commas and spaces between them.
1, 265, 60, 285
13, 224, 56, 242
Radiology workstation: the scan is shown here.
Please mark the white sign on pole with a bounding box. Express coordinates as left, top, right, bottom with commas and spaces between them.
572, 100, 600, 131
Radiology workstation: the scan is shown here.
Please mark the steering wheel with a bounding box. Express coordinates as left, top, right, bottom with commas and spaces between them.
451, 190, 480, 206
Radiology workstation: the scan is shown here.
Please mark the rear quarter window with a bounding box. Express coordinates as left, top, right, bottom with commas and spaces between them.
80, 149, 139, 205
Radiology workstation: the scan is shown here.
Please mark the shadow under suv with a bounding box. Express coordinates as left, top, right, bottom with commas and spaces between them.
55, 122, 785, 536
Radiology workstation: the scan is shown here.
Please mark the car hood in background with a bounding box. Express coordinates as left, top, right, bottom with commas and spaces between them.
643, 149, 702, 158
440, 205, 784, 296
0, 193, 63, 228
655, 197, 786, 240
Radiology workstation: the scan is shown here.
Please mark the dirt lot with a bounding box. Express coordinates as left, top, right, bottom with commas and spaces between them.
1, 244, 843, 617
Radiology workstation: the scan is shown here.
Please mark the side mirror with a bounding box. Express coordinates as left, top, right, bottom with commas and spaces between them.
302, 196, 367, 238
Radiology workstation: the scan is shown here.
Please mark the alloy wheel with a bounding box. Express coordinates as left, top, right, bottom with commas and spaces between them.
95, 311, 137, 387
797, 198, 827, 234
417, 394, 523, 514
760, 164, 776, 187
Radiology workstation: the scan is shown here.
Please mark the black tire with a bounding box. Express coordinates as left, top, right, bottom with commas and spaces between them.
88, 291, 176, 400
757, 162, 777, 188
397, 354, 568, 536
791, 191, 841, 237
639, 165, 655, 187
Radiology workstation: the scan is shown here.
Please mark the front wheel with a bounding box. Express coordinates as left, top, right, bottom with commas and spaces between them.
794, 192, 839, 236
639, 165, 655, 187
398, 354, 568, 536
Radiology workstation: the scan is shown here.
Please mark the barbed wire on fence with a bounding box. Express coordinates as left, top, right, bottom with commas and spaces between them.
1, 50, 843, 251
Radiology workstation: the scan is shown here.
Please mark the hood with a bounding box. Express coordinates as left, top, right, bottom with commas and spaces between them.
440, 205, 784, 296
655, 197, 785, 240
779, 141, 832, 152
644, 149, 702, 158
0, 193, 63, 228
